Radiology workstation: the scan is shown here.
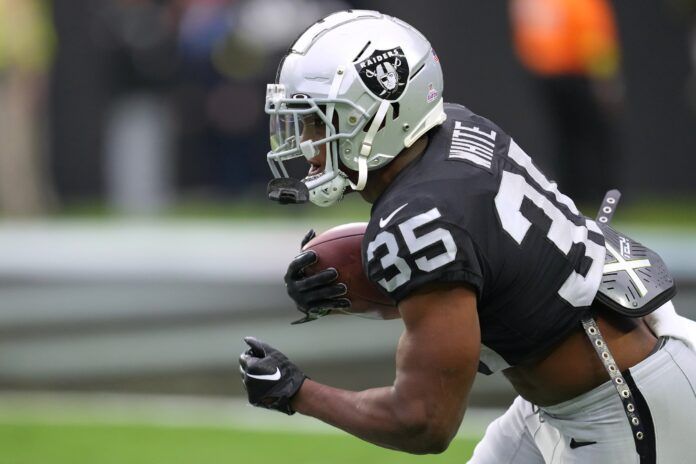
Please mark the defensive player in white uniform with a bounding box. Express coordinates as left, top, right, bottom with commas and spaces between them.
238, 10, 696, 463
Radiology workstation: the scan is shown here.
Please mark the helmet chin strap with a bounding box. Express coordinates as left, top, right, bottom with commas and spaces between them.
353, 99, 391, 191
349, 156, 369, 192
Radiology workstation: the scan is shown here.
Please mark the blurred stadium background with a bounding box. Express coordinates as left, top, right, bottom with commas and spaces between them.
1, 1, 695, 462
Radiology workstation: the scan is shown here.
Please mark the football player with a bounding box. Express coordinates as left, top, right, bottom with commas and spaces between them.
239, 10, 696, 463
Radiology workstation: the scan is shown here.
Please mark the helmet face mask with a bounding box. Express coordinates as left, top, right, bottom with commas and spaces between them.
265, 10, 447, 207
265, 84, 373, 206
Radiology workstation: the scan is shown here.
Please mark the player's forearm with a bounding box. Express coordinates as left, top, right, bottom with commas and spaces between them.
291, 379, 452, 454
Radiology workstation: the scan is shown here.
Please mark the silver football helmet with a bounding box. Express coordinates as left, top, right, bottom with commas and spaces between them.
265, 10, 446, 207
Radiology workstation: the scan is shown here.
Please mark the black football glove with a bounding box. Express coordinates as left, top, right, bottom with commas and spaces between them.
285, 229, 351, 325
239, 337, 307, 415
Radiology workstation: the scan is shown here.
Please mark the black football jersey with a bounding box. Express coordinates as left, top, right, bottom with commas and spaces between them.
362, 103, 606, 374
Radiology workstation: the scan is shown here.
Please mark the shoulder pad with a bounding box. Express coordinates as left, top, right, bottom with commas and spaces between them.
596, 224, 676, 317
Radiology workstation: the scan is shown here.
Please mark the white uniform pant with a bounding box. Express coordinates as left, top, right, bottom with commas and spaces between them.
468, 338, 696, 463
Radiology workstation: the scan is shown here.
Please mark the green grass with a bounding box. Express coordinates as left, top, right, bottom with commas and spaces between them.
0, 422, 478, 464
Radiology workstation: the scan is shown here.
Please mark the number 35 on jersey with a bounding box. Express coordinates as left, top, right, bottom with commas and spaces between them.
366, 208, 457, 293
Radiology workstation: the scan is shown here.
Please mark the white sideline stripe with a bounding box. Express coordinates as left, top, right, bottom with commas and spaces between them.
0, 221, 694, 279
0, 392, 502, 439
0, 220, 320, 281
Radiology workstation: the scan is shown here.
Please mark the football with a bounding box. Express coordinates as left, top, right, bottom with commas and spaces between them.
302, 222, 399, 320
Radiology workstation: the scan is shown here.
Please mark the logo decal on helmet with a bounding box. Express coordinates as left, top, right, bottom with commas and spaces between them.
355, 47, 409, 101
426, 83, 439, 103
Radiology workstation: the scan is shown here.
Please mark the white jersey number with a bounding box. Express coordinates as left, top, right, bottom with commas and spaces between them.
367, 208, 457, 292
494, 143, 604, 307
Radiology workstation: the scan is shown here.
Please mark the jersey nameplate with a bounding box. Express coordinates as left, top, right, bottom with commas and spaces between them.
448, 121, 496, 170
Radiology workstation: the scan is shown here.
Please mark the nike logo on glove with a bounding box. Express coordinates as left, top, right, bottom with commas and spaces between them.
246, 367, 282, 381
379, 203, 408, 228
569, 438, 597, 449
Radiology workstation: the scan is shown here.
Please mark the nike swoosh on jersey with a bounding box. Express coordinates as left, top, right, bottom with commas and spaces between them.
246, 367, 281, 381
379, 203, 409, 228
569, 438, 597, 449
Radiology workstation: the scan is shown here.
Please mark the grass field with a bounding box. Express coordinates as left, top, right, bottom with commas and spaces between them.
0, 394, 487, 464
0, 422, 478, 464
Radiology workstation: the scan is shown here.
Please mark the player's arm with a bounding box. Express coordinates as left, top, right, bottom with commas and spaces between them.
240, 283, 480, 454
293, 284, 480, 454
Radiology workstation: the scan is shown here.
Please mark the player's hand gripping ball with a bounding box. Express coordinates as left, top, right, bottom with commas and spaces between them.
285, 223, 398, 324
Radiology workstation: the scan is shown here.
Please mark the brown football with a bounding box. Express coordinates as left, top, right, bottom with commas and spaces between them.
302, 222, 399, 320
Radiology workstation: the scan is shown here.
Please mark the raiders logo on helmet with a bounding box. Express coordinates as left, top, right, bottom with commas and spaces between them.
354, 47, 410, 101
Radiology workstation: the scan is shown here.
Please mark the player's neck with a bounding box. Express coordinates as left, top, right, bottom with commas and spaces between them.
359, 135, 429, 204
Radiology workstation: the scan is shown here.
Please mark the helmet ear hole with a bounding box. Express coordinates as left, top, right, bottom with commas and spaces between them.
361, 103, 400, 133
391, 102, 400, 120
362, 113, 388, 133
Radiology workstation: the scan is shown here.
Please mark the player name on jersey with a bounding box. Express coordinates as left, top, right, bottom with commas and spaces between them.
448, 121, 497, 169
